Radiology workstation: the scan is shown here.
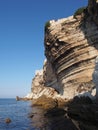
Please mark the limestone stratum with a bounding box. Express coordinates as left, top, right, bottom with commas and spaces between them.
31, 0, 98, 101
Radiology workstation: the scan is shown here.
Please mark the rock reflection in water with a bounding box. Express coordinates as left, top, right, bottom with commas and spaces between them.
29, 106, 49, 129
29, 106, 78, 130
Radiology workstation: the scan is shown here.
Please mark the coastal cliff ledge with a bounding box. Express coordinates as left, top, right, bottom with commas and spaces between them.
44, 0, 98, 99
31, 0, 98, 102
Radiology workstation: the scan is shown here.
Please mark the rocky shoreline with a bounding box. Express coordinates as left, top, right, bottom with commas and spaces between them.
28, 96, 98, 130
17, 1, 98, 129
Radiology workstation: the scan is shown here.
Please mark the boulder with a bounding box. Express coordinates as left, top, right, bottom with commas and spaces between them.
32, 95, 58, 110
5, 118, 11, 124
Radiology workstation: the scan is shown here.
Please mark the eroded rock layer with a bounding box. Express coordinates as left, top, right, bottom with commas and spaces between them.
31, 0, 98, 100
43, 60, 59, 92
31, 69, 59, 99
44, 0, 98, 99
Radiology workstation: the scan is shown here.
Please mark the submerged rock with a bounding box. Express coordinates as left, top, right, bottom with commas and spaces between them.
5, 118, 11, 124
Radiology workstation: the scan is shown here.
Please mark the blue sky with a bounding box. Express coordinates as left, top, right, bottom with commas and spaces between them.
0, 0, 88, 98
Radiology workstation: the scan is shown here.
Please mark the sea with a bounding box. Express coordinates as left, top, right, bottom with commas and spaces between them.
0, 98, 34, 130
0, 98, 78, 130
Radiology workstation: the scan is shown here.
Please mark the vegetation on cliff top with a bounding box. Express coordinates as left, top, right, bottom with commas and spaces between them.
45, 21, 51, 32
74, 7, 86, 18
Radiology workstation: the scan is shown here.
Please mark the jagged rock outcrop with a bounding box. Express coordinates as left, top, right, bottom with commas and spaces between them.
31, 69, 66, 108
44, 0, 98, 99
31, 69, 44, 91
31, 69, 59, 99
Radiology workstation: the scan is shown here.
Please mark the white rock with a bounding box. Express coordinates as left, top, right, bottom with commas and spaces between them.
25, 92, 33, 98
93, 56, 98, 99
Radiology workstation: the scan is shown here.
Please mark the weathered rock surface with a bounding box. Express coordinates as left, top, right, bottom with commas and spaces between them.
44, 0, 98, 99
32, 95, 58, 109
88, 0, 98, 25
31, 68, 67, 107
43, 59, 60, 92
67, 97, 98, 130
31, 0, 98, 101
31, 69, 59, 99
93, 56, 98, 99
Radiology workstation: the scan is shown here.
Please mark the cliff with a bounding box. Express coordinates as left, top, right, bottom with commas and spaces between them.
31, 0, 98, 100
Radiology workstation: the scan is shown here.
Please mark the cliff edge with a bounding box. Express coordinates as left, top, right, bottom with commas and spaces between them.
31, 0, 98, 100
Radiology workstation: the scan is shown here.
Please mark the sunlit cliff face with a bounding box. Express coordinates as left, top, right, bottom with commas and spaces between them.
44, 0, 98, 99
31, 0, 98, 100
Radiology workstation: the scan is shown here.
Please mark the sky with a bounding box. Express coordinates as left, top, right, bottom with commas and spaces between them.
0, 0, 88, 98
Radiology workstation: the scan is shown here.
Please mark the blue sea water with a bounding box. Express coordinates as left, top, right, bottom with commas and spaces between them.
0, 99, 59, 130
0, 99, 34, 130
0, 99, 78, 130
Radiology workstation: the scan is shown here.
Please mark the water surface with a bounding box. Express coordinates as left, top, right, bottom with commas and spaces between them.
0, 98, 78, 130
0, 99, 33, 130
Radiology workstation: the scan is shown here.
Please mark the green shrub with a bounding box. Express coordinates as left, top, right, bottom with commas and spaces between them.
74, 7, 86, 18
45, 21, 50, 31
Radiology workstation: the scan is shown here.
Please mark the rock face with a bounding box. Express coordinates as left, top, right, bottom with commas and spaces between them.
43, 59, 60, 92
31, 0, 98, 100
31, 69, 58, 99
88, 0, 98, 25
67, 96, 98, 130
44, 0, 98, 99
93, 56, 98, 99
